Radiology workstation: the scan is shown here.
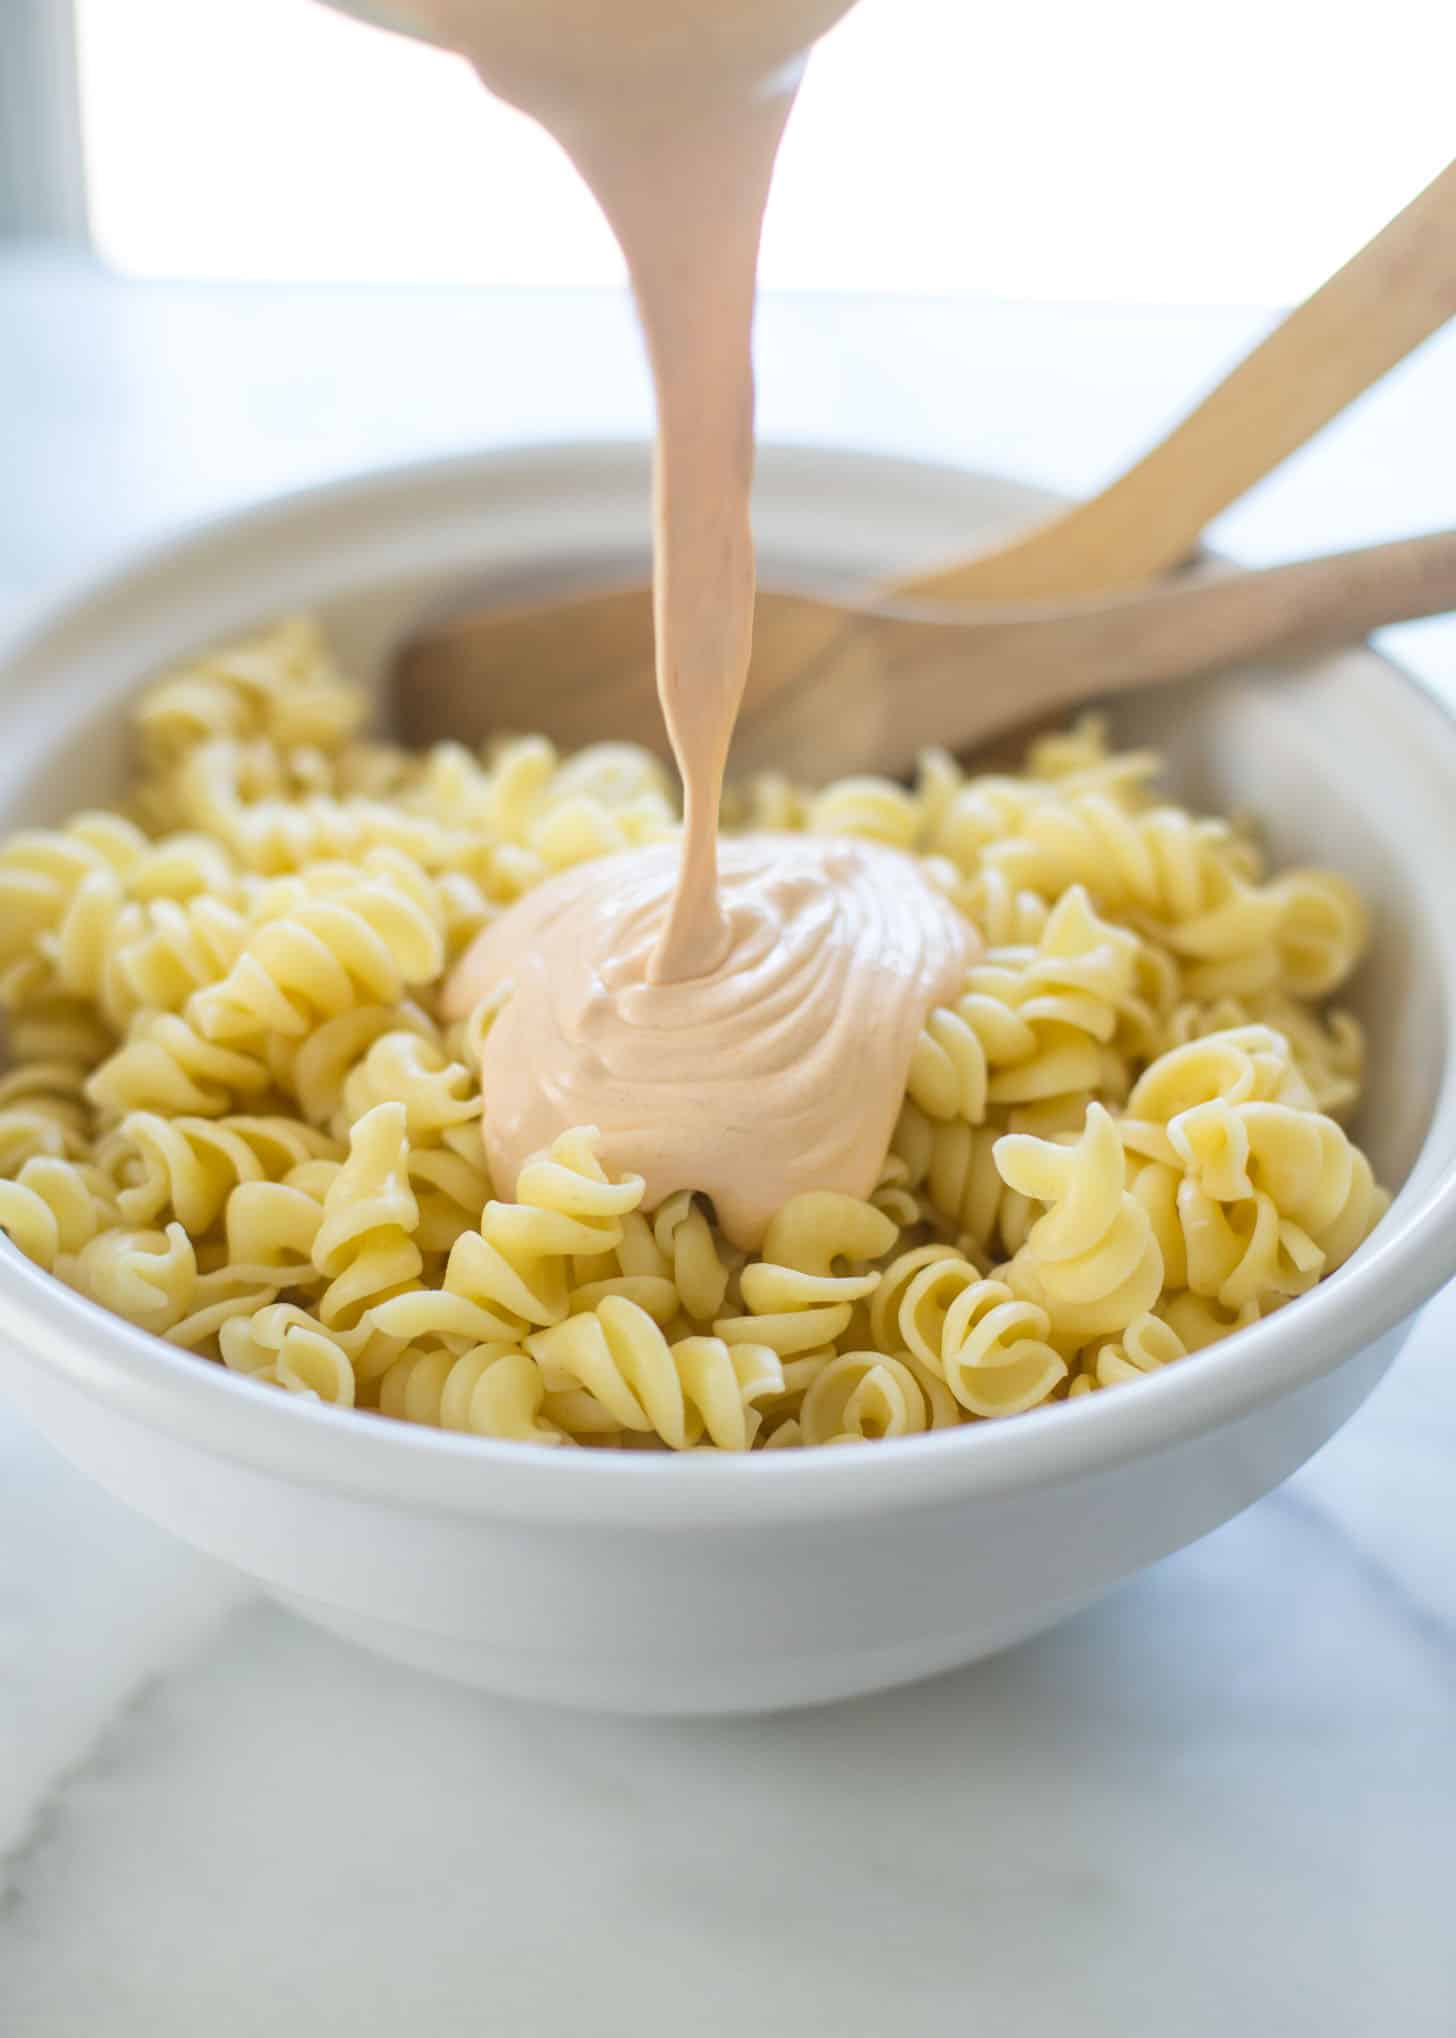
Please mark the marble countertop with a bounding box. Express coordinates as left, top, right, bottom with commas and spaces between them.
2, 253, 1454, 2034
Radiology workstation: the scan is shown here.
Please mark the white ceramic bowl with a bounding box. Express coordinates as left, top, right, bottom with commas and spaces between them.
3, 444, 1455, 1715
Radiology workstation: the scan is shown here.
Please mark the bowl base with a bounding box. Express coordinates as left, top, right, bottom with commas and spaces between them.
268, 1585, 1103, 1715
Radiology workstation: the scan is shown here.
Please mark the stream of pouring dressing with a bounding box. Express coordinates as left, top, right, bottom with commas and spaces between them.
398, 0, 977, 1246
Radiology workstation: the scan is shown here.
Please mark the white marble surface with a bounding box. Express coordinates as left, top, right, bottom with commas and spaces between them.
2, 253, 1455, 2033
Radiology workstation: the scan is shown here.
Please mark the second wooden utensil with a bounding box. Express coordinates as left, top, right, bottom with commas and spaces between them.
908, 154, 1456, 600
396, 155, 1456, 752
400, 530, 1456, 782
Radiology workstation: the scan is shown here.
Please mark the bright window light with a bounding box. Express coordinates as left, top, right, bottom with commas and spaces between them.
77, 0, 1456, 303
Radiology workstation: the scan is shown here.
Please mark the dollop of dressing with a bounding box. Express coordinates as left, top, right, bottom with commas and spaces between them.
384, 0, 978, 1242
443, 837, 974, 1248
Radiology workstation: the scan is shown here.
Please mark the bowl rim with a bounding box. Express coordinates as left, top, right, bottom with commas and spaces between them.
3, 435, 1456, 1528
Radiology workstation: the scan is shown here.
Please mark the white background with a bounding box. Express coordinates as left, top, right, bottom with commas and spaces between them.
78, 0, 1456, 303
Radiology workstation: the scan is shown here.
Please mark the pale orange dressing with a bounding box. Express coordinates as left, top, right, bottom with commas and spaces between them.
374, 0, 977, 1242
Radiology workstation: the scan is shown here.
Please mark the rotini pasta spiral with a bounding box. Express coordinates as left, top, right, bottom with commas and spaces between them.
1069, 1313, 1188, 1395
868, 1151, 920, 1232
566, 1201, 705, 1327
0, 1154, 114, 1270
2, 828, 251, 1060
336, 1029, 481, 1145
1167, 992, 1364, 1119
1, 973, 116, 1067
63, 1219, 201, 1332
714, 1192, 896, 1359
870, 1247, 1068, 1416
86, 1011, 273, 1121
100, 1111, 341, 1234
980, 791, 1302, 1001
0, 811, 148, 973
136, 617, 365, 771
368, 1126, 640, 1347
407, 1144, 493, 1256
806, 775, 920, 848
309, 1102, 423, 1329
890, 1103, 1035, 1265
52, 888, 251, 1031
0, 1061, 92, 1170
0, 620, 1388, 1451
1267, 869, 1368, 999
220, 1301, 404, 1399
997, 1103, 1164, 1340
190, 851, 445, 1043
420, 734, 678, 878
1177, 1181, 1323, 1311
1124, 1026, 1313, 1127
650, 1191, 734, 1323
224, 1161, 335, 1282
908, 886, 1137, 1123
798, 1348, 956, 1445
168, 738, 473, 876
1233, 1101, 1387, 1268
527, 1296, 783, 1451
377, 1341, 568, 1443
60, 1219, 273, 1347
1025, 714, 1162, 794
269, 999, 437, 1127
1156, 1290, 1265, 1352
220, 1301, 361, 1405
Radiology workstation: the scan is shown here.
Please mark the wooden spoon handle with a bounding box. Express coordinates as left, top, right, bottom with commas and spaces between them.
953, 528, 1456, 697
736, 533, 1456, 779
902, 158, 1456, 603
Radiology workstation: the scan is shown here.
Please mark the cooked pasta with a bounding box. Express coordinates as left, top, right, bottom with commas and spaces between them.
0, 1154, 115, 1270
98, 1111, 341, 1232
309, 1101, 424, 1328
0, 619, 1389, 1450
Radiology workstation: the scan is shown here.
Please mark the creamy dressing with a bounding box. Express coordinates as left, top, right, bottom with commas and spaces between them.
451, 835, 970, 1249
370, 0, 977, 1240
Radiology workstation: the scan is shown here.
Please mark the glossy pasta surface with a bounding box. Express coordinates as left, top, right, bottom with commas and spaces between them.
0, 620, 1388, 1450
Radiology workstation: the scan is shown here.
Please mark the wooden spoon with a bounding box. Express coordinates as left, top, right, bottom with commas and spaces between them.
395, 155, 1456, 755
400, 530, 1456, 783
907, 154, 1456, 602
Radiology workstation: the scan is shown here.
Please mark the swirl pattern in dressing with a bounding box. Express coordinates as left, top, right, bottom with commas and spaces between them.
443, 835, 976, 1249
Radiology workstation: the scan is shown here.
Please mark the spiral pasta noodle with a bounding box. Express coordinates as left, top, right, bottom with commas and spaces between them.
0, 627, 1389, 1449
798, 1348, 956, 1445
0, 812, 149, 977
270, 1000, 437, 1127
86, 1011, 274, 1121
527, 1296, 784, 1451
995, 1104, 1165, 1340
306, 1102, 424, 1328
136, 617, 365, 774
716, 1191, 897, 1358
190, 851, 445, 1044
367, 1126, 640, 1348
94, 1111, 339, 1233
220, 1302, 363, 1406
0, 1060, 93, 1171
220, 1301, 405, 1401
71, 891, 250, 1033
377, 1341, 567, 1443
1069, 1314, 1188, 1395
0, 1154, 115, 1270
870, 1247, 1068, 1416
